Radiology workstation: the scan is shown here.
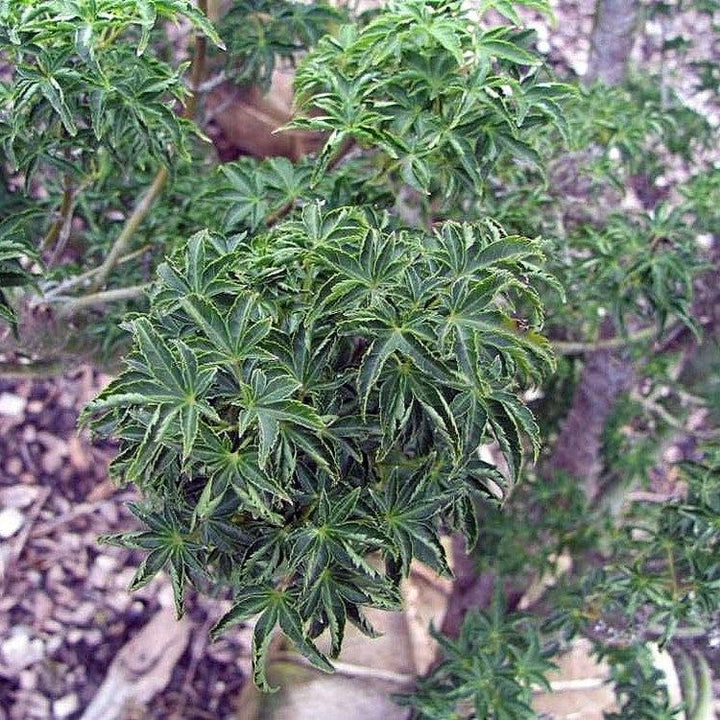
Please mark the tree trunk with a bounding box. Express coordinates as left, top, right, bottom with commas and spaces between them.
586, 0, 639, 86
547, 0, 640, 500
543, 344, 634, 502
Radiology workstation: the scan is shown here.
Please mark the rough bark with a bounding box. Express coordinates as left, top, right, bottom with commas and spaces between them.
586, 0, 639, 86
543, 344, 634, 502
547, 0, 640, 500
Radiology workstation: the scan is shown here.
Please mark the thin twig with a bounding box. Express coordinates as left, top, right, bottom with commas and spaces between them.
89, 167, 169, 291
273, 652, 415, 685
46, 191, 78, 268
552, 326, 656, 355
534, 678, 606, 693
184, 1, 208, 120
46, 175, 95, 268
265, 200, 295, 228
41, 180, 73, 253
0, 360, 64, 378
42, 244, 152, 300
631, 390, 685, 430
627, 490, 678, 504
0, 487, 52, 595
89, 1, 209, 291
31, 500, 109, 537
56, 284, 151, 316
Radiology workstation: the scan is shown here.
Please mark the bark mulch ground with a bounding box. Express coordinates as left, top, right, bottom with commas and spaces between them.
0, 367, 247, 720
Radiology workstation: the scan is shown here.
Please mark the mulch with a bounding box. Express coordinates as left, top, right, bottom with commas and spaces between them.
0, 368, 246, 720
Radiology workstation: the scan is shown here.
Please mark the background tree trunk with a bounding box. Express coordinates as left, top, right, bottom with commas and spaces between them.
586, 0, 639, 85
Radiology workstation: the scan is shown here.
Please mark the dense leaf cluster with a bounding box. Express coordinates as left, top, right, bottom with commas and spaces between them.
217, 0, 344, 88
0, 208, 40, 327
594, 445, 720, 643
399, 593, 555, 719
3, 0, 719, 709
0, 0, 220, 178
84, 205, 555, 687
293, 0, 575, 195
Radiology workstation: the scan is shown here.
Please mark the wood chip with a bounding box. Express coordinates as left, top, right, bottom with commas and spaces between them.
80, 605, 191, 720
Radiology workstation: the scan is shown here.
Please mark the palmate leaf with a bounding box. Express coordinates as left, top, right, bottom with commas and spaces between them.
179, 293, 272, 368
85, 318, 218, 472
235, 369, 329, 467
193, 428, 290, 523
366, 462, 452, 577
294, 0, 573, 194
103, 502, 207, 618
211, 585, 333, 691
218, 0, 343, 88
400, 591, 556, 719
1, 2, 223, 182
290, 488, 387, 587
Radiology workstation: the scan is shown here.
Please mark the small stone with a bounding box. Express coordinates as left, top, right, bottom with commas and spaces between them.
4, 457, 24, 476
0, 392, 26, 417
0, 507, 25, 539
46, 565, 66, 586
66, 629, 84, 645
43, 619, 63, 634
0, 485, 38, 508
41, 451, 65, 476
106, 592, 131, 614
98, 502, 118, 524
72, 602, 95, 626
19, 669, 37, 690
1, 629, 45, 670
30, 592, 53, 624
46, 635, 63, 655
84, 629, 103, 646
67, 436, 90, 472
113, 567, 135, 590
27, 399, 44, 414
88, 555, 117, 588
53, 693, 79, 719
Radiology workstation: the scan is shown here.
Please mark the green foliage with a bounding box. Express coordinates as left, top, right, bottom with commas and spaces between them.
84, 206, 554, 688
476, 472, 598, 578
480, 79, 713, 342
398, 592, 555, 719
0, 209, 40, 327
3, 0, 719, 709
600, 645, 683, 720
595, 445, 720, 643
0, 0, 222, 179
217, 0, 345, 88
293, 0, 575, 196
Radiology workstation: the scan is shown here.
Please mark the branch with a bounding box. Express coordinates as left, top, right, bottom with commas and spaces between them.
544, 320, 636, 502
41, 181, 74, 253
552, 326, 655, 354
273, 652, 415, 685
89, 166, 169, 291
0, 360, 64, 378
184, 1, 208, 120
42, 244, 152, 300
585, 0, 639, 86
55, 284, 150, 316
89, 1, 209, 291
